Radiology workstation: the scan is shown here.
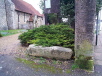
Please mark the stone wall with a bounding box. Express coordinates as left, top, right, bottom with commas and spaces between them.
33, 15, 37, 28
37, 17, 43, 27
42, 15, 45, 25
18, 12, 32, 29
0, 0, 33, 30
13, 11, 33, 29
13, 10, 19, 29
34, 15, 44, 28
0, 0, 8, 30
0, 0, 45, 30
5, 0, 15, 30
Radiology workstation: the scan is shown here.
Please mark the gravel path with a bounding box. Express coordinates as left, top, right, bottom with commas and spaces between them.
0, 33, 27, 57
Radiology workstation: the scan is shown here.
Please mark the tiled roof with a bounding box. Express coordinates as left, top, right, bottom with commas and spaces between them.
11, 0, 42, 16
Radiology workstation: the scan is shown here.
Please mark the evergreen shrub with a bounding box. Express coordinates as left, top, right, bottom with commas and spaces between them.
0, 33, 2, 37
18, 24, 74, 50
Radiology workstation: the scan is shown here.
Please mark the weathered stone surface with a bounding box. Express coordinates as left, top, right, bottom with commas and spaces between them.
0, 0, 8, 30
21, 24, 29, 29
5, 0, 15, 30
0, 0, 45, 30
27, 44, 73, 60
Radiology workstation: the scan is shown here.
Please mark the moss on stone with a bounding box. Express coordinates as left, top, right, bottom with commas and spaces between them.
75, 40, 93, 57
16, 58, 63, 73
75, 40, 94, 71
75, 56, 94, 71
65, 69, 71, 73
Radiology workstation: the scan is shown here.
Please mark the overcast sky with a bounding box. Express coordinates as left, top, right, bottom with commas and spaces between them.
23, 0, 43, 14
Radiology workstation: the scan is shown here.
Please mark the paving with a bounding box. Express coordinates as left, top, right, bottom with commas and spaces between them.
0, 33, 102, 76
94, 30, 102, 65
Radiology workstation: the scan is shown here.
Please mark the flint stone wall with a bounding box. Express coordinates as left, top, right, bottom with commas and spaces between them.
5, 0, 15, 30
0, 0, 8, 30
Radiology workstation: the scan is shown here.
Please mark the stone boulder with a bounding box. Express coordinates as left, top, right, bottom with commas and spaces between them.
27, 44, 73, 60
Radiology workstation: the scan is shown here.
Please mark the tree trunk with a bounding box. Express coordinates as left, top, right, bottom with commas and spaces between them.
75, 0, 96, 71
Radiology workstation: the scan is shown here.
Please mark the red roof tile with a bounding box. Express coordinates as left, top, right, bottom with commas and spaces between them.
12, 0, 42, 16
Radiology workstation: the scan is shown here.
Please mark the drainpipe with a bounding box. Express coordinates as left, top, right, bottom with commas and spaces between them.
96, 13, 99, 45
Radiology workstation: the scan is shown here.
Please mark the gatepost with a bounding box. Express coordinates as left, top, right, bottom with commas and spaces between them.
75, 0, 96, 71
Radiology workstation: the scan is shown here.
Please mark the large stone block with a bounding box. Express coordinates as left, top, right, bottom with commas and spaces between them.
27, 44, 73, 60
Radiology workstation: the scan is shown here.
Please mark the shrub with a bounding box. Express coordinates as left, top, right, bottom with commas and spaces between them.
19, 24, 74, 50
0, 33, 2, 37
48, 13, 57, 24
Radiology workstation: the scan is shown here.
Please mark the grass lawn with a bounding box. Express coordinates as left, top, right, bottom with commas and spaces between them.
0, 29, 27, 36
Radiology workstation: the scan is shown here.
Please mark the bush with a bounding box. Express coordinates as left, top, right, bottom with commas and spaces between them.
0, 33, 2, 37
18, 24, 74, 50
48, 13, 58, 24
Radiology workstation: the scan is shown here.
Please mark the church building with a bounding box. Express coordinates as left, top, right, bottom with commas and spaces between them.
0, 0, 45, 30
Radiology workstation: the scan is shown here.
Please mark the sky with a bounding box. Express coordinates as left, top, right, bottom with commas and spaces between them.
23, 0, 43, 14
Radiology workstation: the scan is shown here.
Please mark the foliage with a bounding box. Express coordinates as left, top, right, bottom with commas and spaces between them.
39, 0, 44, 13
39, 0, 102, 28
96, 0, 102, 15
60, 0, 75, 26
60, 0, 102, 27
19, 24, 74, 50
71, 64, 79, 70
75, 55, 93, 71
0, 33, 2, 37
47, 13, 58, 24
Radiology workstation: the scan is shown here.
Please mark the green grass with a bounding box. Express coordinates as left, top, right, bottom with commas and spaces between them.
0, 29, 27, 36
16, 58, 63, 73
